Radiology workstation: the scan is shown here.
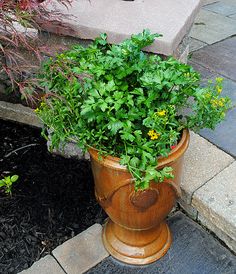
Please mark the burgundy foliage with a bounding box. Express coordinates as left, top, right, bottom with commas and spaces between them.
0, 0, 72, 101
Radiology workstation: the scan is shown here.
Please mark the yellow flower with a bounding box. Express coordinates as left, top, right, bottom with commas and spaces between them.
216, 86, 222, 94
211, 98, 225, 108
218, 100, 224, 107
156, 110, 166, 117
216, 77, 223, 83
148, 130, 154, 135
148, 130, 160, 140
205, 93, 211, 99
34, 108, 39, 113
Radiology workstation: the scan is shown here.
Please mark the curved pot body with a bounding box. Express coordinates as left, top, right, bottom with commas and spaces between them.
89, 129, 190, 265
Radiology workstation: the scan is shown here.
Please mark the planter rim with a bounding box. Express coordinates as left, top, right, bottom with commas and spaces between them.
89, 129, 190, 171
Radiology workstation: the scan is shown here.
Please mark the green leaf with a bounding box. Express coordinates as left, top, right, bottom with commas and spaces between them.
80, 106, 92, 116
5, 176, 11, 184
99, 102, 108, 112
106, 80, 116, 92
129, 157, 140, 168
162, 167, 174, 179
120, 155, 130, 165
11, 175, 19, 183
107, 121, 123, 134
121, 132, 135, 142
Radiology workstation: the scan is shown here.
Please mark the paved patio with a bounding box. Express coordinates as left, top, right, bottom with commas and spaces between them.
20, 212, 236, 274
3, 0, 236, 272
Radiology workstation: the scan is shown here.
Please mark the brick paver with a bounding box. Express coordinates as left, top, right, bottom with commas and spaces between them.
193, 162, 236, 252
52, 224, 109, 274
181, 131, 234, 204
19, 255, 65, 274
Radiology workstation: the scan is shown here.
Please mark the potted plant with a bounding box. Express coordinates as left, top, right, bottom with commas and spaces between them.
35, 30, 230, 264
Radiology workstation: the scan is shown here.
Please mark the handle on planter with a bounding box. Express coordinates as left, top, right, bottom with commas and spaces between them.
130, 188, 159, 210
95, 179, 132, 208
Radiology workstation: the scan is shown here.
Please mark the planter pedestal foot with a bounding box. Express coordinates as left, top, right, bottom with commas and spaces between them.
102, 219, 172, 265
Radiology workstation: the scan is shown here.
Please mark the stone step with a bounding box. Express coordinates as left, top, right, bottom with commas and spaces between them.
52, 224, 109, 274
40, 0, 202, 58
19, 255, 65, 274
180, 131, 236, 253
192, 161, 236, 252
0, 101, 42, 128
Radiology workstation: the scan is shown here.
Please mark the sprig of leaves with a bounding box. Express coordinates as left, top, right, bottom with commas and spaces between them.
0, 175, 19, 196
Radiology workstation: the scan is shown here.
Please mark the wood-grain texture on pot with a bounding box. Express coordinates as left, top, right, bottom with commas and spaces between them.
89, 129, 190, 264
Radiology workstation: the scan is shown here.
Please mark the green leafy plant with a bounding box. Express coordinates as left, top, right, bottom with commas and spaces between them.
0, 175, 19, 195
35, 30, 231, 190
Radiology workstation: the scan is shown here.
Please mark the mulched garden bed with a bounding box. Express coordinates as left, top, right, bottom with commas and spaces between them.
0, 119, 106, 274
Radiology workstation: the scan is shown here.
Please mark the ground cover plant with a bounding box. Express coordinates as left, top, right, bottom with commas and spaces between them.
0, 120, 106, 274
0, 174, 19, 195
36, 30, 231, 190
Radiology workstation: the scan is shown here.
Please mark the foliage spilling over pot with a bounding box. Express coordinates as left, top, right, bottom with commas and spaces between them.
36, 30, 231, 190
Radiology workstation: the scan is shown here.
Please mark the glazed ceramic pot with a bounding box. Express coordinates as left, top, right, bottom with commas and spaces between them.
89, 129, 190, 265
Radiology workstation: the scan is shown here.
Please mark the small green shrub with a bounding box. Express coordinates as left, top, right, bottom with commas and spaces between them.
36, 30, 231, 190
0, 175, 19, 196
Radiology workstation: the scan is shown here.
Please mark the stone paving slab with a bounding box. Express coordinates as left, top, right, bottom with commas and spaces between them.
192, 161, 236, 252
43, 0, 201, 56
189, 37, 208, 52
181, 131, 234, 204
189, 61, 218, 83
190, 9, 236, 44
191, 36, 236, 80
229, 13, 236, 19
19, 255, 65, 274
52, 224, 109, 274
214, 78, 236, 105
189, 59, 236, 157
181, 60, 236, 105
203, 0, 218, 5
0, 101, 42, 128
86, 212, 236, 274
190, 61, 236, 105
198, 212, 236, 253
203, 0, 236, 16
200, 107, 236, 157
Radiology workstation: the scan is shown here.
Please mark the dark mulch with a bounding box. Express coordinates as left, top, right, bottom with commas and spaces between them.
0, 119, 106, 274
0, 90, 25, 105
0, 91, 42, 109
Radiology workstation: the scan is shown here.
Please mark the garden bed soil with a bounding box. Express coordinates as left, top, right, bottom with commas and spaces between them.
0, 119, 106, 274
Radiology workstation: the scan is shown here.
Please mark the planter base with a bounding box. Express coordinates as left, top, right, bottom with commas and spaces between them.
102, 219, 172, 265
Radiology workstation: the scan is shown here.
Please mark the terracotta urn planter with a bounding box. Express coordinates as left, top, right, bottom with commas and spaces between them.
89, 129, 190, 265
